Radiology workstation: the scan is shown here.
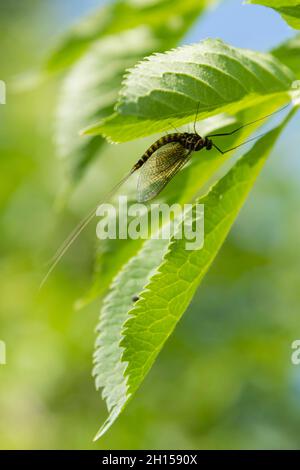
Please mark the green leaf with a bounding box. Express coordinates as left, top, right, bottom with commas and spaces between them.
248, 0, 300, 29
93, 110, 295, 439
93, 237, 169, 437
56, 0, 214, 182
83, 39, 294, 142
272, 34, 300, 78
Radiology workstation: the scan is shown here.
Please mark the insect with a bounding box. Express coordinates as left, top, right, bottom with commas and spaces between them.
40, 104, 288, 288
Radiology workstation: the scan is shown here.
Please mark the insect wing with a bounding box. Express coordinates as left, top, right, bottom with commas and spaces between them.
137, 142, 191, 202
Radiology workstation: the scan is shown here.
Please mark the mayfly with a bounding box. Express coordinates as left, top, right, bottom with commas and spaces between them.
40, 104, 288, 288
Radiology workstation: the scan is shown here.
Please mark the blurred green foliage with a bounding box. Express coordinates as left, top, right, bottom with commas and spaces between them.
1, 0, 300, 450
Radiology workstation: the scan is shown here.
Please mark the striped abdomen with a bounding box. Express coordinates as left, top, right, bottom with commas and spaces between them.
131, 132, 211, 173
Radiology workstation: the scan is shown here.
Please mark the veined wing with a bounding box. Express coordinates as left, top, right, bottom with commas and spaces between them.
137, 142, 191, 202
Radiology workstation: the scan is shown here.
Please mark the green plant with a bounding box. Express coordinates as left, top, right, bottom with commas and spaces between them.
41, 0, 300, 439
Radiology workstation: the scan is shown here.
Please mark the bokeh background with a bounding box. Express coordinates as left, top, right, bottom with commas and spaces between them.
1, 0, 300, 449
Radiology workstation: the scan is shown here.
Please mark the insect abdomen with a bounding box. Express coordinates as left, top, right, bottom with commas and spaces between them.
131, 134, 181, 172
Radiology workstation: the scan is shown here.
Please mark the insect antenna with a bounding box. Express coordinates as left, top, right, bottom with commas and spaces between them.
212, 131, 268, 155
207, 104, 289, 138
40, 170, 134, 289
167, 102, 200, 134
167, 120, 180, 133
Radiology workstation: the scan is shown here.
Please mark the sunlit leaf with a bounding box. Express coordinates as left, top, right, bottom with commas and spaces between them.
93, 111, 295, 439
83, 39, 294, 142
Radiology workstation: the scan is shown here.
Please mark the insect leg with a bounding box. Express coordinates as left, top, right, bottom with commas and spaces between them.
212, 131, 268, 155
207, 104, 289, 138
